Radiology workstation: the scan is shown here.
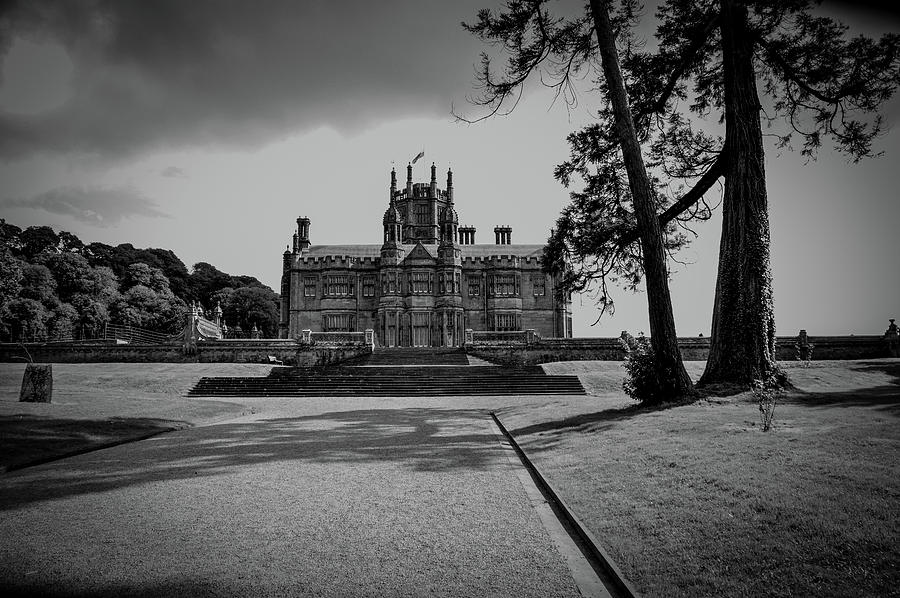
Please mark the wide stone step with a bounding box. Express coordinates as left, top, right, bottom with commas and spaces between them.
190, 379, 583, 389
189, 387, 584, 396
348, 348, 471, 367
188, 371, 585, 397
268, 365, 544, 378
193, 380, 579, 387
188, 356, 585, 397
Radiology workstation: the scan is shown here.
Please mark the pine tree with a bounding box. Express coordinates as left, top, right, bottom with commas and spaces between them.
463, 0, 694, 399
463, 0, 900, 388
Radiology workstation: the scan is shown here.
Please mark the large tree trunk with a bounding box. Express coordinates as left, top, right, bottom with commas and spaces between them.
589, 0, 693, 398
700, 0, 781, 386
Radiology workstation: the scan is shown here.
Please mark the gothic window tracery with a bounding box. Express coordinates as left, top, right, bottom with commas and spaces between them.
491, 273, 518, 297
409, 271, 432, 294
467, 276, 480, 297
303, 277, 317, 297
324, 275, 351, 297
414, 203, 429, 224
494, 312, 520, 331
362, 276, 375, 297
324, 313, 355, 331
382, 271, 398, 294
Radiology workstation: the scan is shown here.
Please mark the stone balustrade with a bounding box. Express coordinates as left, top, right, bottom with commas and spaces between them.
464, 323, 899, 366
300, 329, 376, 351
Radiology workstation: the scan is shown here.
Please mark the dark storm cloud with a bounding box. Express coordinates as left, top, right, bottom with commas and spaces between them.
0, 0, 486, 158
160, 165, 186, 178
0, 185, 171, 226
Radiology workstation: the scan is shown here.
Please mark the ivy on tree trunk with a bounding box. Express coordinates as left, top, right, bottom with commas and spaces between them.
701, 0, 780, 386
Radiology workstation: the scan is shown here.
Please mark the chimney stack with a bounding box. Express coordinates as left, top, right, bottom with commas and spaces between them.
430, 162, 437, 197
296, 216, 311, 251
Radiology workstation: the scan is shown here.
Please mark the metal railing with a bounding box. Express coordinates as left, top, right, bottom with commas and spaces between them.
43, 323, 175, 345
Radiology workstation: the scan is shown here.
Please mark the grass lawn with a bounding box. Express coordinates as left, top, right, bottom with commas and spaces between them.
499, 359, 900, 598
0, 363, 261, 471
1, 359, 896, 597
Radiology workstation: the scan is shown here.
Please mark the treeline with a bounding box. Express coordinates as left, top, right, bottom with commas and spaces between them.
0, 220, 280, 342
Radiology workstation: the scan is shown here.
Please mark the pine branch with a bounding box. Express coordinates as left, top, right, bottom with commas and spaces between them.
647, 11, 720, 116
617, 148, 727, 248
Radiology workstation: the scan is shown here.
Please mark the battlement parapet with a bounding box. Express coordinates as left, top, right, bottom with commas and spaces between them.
295, 255, 380, 268
460, 255, 541, 267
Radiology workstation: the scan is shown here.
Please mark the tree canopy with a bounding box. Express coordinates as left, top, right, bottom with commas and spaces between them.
0, 220, 281, 341
463, 0, 898, 306
463, 0, 899, 386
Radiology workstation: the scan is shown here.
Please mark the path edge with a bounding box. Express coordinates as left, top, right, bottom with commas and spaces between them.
490, 411, 641, 598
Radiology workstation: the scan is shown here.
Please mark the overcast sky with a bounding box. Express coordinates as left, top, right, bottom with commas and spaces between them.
0, 0, 898, 337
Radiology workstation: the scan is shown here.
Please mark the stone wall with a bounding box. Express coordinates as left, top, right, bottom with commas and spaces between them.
0, 341, 184, 364
782, 335, 889, 360
0, 340, 370, 366
466, 333, 893, 366
1, 332, 892, 366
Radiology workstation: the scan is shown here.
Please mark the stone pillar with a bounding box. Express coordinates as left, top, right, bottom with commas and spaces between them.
885, 319, 899, 357
300, 329, 312, 344
365, 329, 375, 351
525, 329, 537, 345
797, 329, 813, 362
465, 328, 474, 345
20, 364, 52, 403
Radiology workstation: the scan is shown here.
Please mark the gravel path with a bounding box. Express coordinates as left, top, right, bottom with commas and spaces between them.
0, 397, 584, 597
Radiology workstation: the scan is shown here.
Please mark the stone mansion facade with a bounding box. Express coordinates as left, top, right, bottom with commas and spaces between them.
279, 163, 572, 346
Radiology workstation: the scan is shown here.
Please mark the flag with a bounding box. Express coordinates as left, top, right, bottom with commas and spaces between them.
412, 150, 425, 164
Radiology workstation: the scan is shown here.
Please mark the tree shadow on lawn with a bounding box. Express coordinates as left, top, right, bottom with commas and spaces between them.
0, 415, 187, 473
788, 385, 900, 414
3, 576, 309, 598
0, 408, 500, 511
786, 360, 900, 414
851, 360, 900, 376
505, 400, 683, 438
508, 359, 900, 440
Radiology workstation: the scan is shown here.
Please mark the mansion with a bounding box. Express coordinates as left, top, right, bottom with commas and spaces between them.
279, 163, 572, 346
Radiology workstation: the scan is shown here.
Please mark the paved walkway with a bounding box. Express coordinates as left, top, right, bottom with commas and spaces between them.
0, 398, 593, 597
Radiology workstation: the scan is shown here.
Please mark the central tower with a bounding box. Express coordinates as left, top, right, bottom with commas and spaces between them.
393, 162, 452, 244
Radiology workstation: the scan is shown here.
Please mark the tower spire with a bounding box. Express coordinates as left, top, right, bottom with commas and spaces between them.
390, 167, 397, 201
446, 168, 454, 203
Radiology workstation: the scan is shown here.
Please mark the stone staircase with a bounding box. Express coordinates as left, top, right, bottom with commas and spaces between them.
347, 347, 471, 366
188, 348, 585, 397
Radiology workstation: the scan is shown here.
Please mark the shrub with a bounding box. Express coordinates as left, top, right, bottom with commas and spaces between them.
752, 375, 783, 432
620, 332, 665, 404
